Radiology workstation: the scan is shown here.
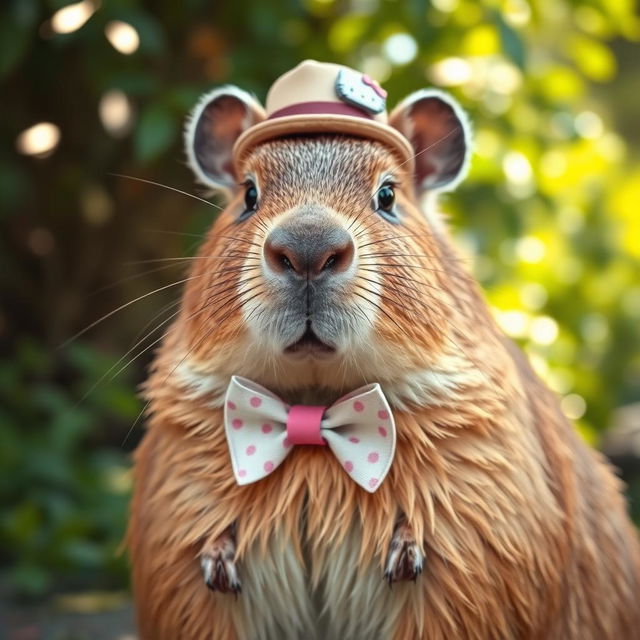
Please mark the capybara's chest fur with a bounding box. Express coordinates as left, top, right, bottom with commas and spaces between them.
130, 354, 640, 639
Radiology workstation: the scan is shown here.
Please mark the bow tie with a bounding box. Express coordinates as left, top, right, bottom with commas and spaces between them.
223, 376, 396, 493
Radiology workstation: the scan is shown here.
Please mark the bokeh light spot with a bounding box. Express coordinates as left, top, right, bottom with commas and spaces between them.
431, 0, 458, 12
429, 57, 472, 86
50, 0, 97, 35
530, 316, 559, 346
575, 111, 604, 139
580, 313, 609, 344
504, 0, 531, 26
99, 90, 134, 137
503, 151, 533, 186
27, 228, 55, 256
16, 122, 61, 157
541, 150, 568, 179
561, 394, 587, 420
360, 55, 391, 83
495, 309, 529, 338
515, 236, 546, 263
520, 283, 548, 310
382, 33, 418, 66
105, 21, 140, 55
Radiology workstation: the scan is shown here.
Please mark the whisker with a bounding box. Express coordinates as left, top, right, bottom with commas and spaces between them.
399, 125, 461, 169
207, 282, 266, 320
131, 298, 182, 345
200, 274, 263, 303
109, 173, 224, 211
355, 281, 419, 311
76, 305, 185, 410
356, 274, 419, 301
145, 229, 206, 239
359, 251, 465, 263
357, 234, 433, 250
85, 261, 189, 298
59, 273, 208, 348
351, 288, 404, 333
125, 255, 261, 266
359, 269, 443, 294
211, 235, 262, 248
360, 274, 466, 316
144, 230, 260, 250
120, 319, 222, 447
107, 293, 223, 383
120, 284, 261, 447
359, 261, 473, 284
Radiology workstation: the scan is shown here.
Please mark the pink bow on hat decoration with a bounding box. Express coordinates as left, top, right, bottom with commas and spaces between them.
224, 376, 396, 493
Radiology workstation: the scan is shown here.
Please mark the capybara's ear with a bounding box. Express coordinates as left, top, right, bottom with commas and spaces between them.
185, 86, 266, 192
389, 89, 471, 192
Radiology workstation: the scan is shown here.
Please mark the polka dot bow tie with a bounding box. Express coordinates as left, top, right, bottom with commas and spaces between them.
224, 376, 396, 493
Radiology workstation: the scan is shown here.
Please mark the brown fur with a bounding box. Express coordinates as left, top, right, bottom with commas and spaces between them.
129, 136, 640, 639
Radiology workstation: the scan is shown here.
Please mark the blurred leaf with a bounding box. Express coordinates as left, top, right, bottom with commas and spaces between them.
61, 539, 104, 568
0, 0, 38, 78
538, 66, 585, 101
493, 11, 525, 69
134, 103, 178, 165
566, 35, 617, 82
0, 20, 32, 79
103, 387, 141, 419
10, 563, 51, 598
463, 24, 500, 56
328, 14, 368, 53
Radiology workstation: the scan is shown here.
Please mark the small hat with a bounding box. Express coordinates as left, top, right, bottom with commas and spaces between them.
233, 60, 415, 173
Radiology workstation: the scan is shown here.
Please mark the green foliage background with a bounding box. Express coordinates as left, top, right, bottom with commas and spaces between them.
1, 0, 639, 600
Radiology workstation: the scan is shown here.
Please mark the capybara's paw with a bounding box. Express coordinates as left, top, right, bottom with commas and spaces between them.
384, 520, 424, 585
200, 528, 241, 595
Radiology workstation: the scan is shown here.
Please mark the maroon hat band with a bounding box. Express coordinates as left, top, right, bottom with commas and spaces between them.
268, 101, 374, 121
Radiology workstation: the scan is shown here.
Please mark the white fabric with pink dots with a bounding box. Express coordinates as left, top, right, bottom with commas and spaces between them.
223, 376, 396, 493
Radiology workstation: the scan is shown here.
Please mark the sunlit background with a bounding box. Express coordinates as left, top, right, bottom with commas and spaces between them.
2, 0, 639, 636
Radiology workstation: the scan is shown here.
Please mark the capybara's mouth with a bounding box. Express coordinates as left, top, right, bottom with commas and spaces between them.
284, 324, 336, 357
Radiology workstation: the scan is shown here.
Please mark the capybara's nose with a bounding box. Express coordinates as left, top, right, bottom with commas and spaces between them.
264, 210, 354, 279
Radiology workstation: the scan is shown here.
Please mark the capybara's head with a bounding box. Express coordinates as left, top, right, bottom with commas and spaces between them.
180, 70, 471, 398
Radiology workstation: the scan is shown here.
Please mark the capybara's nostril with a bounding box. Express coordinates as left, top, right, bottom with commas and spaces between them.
264, 224, 354, 279
264, 234, 300, 273
316, 238, 354, 276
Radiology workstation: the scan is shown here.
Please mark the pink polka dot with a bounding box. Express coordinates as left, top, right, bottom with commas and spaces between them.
368, 452, 379, 463
250, 396, 262, 408
264, 460, 274, 473
349, 436, 360, 443
246, 445, 256, 456
283, 437, 292, 449
227, 401, 236, 410
369, 478, 378, 489
344, 461, 354, 473
238, 469, 247, 477
262, 423, 273, 434
378, 409, 389, 420
353, 400, 364, 412
378, 426, 388, 437
232, 418, 243, 430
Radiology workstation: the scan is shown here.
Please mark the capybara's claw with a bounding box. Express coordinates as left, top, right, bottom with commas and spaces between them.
384, 520, 424, 585
200, 527, 241, 594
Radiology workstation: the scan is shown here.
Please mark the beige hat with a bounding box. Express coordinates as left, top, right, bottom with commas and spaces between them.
233, 60, 415, 173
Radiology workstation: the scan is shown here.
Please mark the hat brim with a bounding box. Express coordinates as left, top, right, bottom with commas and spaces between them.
233, 114, 415, 176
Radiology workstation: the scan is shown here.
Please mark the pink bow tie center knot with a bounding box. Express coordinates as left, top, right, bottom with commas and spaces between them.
286, 405, 326, 446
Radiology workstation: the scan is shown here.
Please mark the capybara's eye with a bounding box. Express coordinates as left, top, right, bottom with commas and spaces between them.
375, 183, 398, 222
241, 180, 259, 219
